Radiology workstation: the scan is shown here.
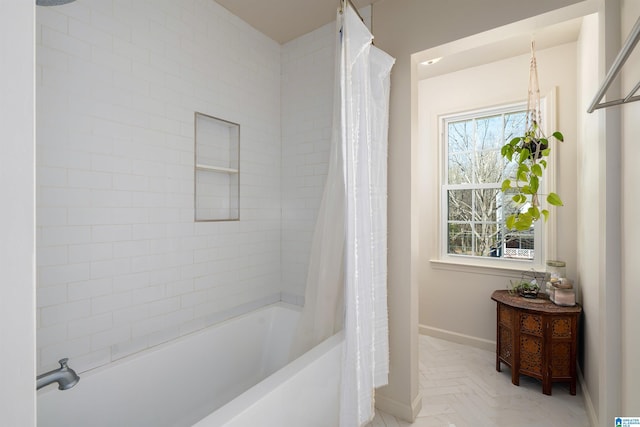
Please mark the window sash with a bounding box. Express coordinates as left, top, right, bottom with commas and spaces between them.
440, 102, 545, 266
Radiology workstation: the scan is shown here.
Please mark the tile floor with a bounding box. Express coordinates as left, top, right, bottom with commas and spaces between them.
369, 335, 590, 427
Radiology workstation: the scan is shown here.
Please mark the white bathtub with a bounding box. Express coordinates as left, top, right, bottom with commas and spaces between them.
37, 303, 342, 427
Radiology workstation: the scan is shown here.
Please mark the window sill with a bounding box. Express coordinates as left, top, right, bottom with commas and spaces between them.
429, 258, 545, 278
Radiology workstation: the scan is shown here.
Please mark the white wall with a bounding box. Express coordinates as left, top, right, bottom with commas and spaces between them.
620, 0, 640, 415
576, 12, 601, 423
281, 22, 335, 301
0, 1, 36, 425
418, 43, 578, 347
373, 0, 635, 424
372, 0, 591, 421
36, 0, 282, 375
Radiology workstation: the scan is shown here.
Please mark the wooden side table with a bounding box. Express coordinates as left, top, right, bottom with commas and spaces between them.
491, 290, 582, 395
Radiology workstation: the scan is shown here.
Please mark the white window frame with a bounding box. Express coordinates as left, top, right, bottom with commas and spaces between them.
437, 89, 559, 271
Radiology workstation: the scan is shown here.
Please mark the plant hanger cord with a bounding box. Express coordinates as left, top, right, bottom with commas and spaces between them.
499, 38, 564, 232
526, 41, 542, 135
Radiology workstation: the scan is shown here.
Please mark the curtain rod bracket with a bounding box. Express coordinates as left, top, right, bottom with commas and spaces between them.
339, 0, 365, 23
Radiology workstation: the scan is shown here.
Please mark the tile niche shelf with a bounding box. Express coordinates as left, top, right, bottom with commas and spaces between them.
194, 112, 239, 221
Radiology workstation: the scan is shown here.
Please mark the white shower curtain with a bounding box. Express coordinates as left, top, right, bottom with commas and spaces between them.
289, 14, 347, 362
290, 4, 395, 426
340, 5, 394, 426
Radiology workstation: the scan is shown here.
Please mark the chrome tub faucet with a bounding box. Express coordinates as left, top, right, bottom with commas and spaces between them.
37, 358, 80, 391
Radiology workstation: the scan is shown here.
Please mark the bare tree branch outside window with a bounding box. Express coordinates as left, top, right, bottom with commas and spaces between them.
445, 109, 535, 260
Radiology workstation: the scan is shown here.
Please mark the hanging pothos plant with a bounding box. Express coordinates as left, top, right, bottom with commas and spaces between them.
500, 41, 564, 231
500, 122, 564, 230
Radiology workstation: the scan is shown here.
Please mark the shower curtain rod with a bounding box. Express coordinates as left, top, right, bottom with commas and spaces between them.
587, 16, 640, 113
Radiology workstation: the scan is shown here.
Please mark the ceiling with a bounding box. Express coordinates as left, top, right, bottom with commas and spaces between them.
213, 0, 585, 77
214, 0, 376, 44
415, 17, 584, 80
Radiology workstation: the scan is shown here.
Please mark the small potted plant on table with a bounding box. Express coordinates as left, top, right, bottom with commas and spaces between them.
509, 280, 540, 299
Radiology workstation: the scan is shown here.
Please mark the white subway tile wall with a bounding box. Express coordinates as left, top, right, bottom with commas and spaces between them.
280, 22, 335, 299
36, 0, 282, 374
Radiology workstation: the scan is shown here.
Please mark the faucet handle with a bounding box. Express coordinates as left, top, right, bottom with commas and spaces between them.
58, 358, 69, 368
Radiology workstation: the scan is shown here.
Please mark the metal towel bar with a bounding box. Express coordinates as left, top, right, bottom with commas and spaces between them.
588, 16, 640, 113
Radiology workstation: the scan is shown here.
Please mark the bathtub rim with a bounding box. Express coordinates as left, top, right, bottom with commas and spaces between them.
193, 329, 344, 426
37, 301, 302, 398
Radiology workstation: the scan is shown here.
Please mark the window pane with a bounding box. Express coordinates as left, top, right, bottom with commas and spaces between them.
474, 223, 499, 257
504, 112, 527, 142
503, 229, 535, 260
448, 223, 472, 255
474, 189, 499, 222
474, 149, 503, 183
448, 190, 472, 221
501, 189, 530, 218
448, 120, 472, 153
499, 189, 535, 260
503, 158, 518, 181
476, 115, 502, 150
448, 153, 472, 184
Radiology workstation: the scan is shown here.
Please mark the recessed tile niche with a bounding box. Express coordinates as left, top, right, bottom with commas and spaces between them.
194, 112, 240, 221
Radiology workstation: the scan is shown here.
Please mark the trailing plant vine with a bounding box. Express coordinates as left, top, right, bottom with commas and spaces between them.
499, 41, 564, 231
500, 122, 564, 230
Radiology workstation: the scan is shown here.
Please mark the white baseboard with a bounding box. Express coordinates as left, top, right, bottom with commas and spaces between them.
375, 390, 423, 423
419, 324, 495, 352
578, 367, 598, 427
